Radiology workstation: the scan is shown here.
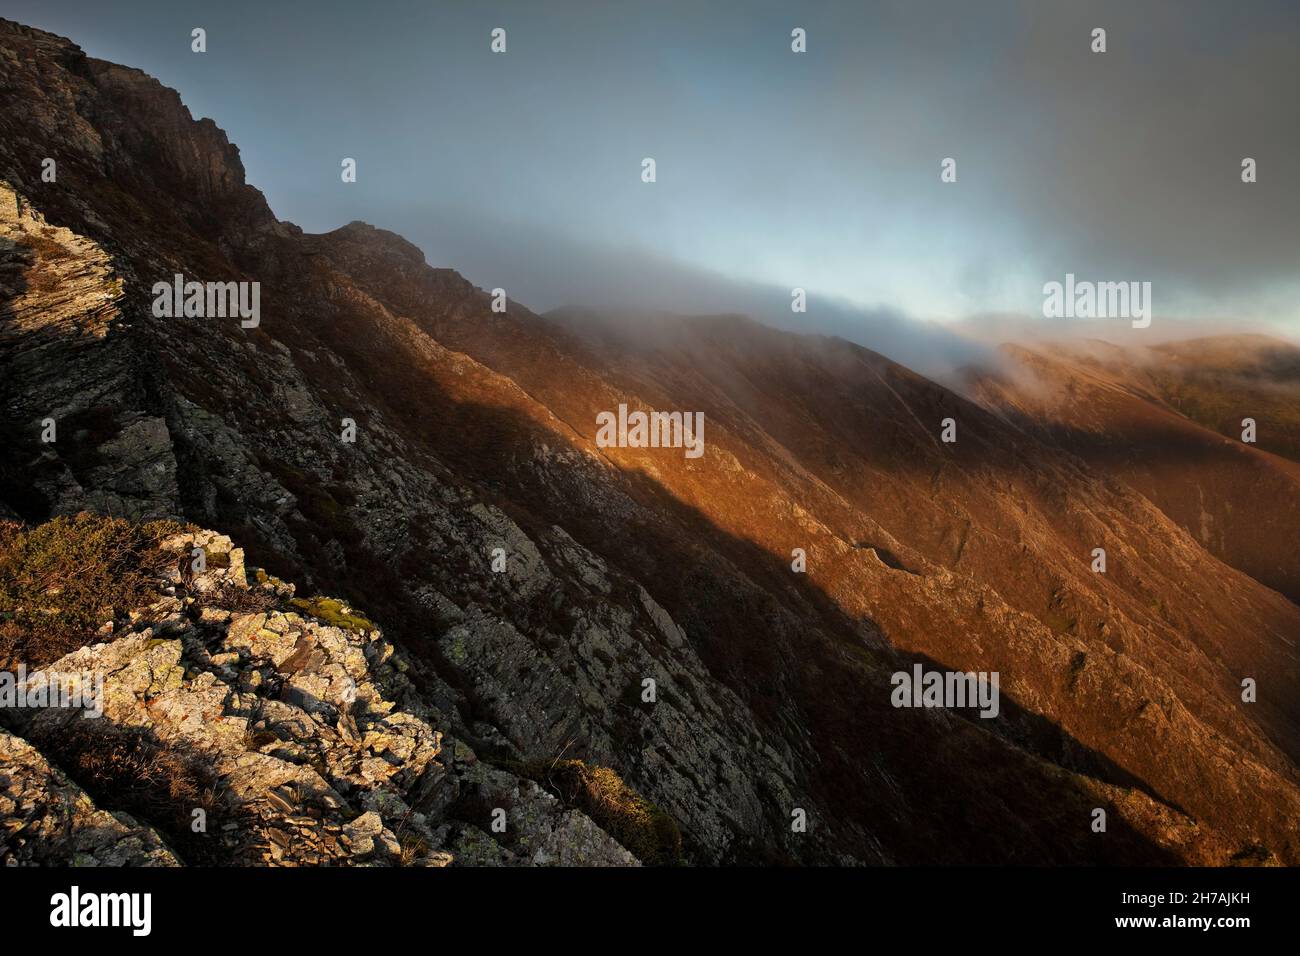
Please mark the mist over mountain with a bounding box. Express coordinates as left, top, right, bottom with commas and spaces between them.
341, 201, 995, 379
4, 0, 1297, 341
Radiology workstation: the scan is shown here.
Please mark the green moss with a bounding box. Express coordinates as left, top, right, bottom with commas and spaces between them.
288, 595, 376, 635
448, 635, 468, 664
511, 758, 683, 865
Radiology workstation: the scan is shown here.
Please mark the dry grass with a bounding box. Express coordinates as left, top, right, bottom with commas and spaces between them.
515, 757, 682, 865
201, 579, 278, 614
35, 720, 233, 865
23, 232, 72, 262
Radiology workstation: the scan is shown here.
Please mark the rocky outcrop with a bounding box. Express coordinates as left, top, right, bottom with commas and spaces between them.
1, 527, 640, 866
0, 180, 180, 519
0, 728, 179, 866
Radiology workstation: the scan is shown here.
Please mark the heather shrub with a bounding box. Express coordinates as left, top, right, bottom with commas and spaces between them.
0, 512, 179, 669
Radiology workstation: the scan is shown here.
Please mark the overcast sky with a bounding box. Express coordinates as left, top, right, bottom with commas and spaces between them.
9, 0, 1300, 363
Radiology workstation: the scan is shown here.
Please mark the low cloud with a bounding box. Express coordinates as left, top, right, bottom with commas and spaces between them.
373, 201, 996, 378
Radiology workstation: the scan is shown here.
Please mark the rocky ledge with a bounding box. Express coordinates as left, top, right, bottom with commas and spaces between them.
0, 523, 643, 866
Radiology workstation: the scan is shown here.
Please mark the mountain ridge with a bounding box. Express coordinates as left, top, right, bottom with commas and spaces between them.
2, 17, 1298, 866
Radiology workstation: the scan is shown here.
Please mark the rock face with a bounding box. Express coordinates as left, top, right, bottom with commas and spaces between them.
1, 17, 1298, 866
0, 729, 180, 867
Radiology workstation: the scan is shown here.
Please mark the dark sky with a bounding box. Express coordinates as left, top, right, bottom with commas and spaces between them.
8, 0, 1299, 363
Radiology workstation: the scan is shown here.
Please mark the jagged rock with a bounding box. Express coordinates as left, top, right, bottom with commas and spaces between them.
0, 728, 179, 866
